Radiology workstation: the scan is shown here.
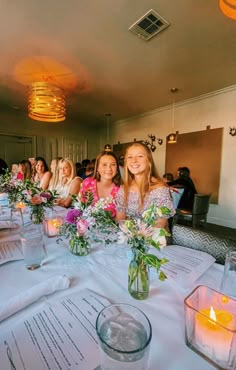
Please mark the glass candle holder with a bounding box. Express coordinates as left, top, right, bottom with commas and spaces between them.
184, 285, 236, 370
44, 216, 63, 237
15, 201, 26, 213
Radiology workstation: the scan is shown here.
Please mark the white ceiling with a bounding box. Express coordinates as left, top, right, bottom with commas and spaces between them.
0, 0, 236, 126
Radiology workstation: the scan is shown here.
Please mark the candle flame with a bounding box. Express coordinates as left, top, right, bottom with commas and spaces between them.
210, 306, 216, 322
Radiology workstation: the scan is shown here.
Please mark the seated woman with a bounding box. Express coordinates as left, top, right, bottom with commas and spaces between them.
33, 157, 51, 190
16, 159, 32, 181
48, 157, 62, 191
80, 151, 121, 212
115, 142, 175, 229
55, 158, 82, 208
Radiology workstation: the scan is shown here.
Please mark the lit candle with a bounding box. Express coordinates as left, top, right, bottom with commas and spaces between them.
46, 218, 63, 237
15, 201, 26, 213
195, 306, 235, 362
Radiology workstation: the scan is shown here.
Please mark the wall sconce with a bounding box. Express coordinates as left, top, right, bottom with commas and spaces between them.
229, 127, 236, 136
167, 131, 179, 144
142, 134, 163, 152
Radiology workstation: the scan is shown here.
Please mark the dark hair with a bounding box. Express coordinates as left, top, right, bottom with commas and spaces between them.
93, 151, 122, 186
163, 172, 174, 182
0, 158, 8, 175
178, 167, 190, 178
35, 157, 49, 172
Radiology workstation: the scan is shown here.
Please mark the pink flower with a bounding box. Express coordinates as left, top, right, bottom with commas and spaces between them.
104, 203, 116, 218
77, 219, 88, 236
31, 194, 43, 205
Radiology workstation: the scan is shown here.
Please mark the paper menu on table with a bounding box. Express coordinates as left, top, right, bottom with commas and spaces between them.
0, 289, 110, 370
153, 245, 216, 287
0, 239, 23, 264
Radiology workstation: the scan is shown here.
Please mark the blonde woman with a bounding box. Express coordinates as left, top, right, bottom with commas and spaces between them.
115, 142, 175, 229
55, 158, 82, 208
48, 157, 62, 191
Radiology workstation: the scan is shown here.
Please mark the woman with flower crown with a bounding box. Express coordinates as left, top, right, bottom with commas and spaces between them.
79, 150, 122, 215
115, 142, 175, 229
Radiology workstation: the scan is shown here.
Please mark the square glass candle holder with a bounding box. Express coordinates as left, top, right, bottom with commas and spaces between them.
44, 216, 63, 237
184, 285, 236, 370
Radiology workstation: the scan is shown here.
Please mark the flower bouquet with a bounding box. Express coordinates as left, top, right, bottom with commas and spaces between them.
118, 204, 171, 300
22, 182, 57, 224
0, 169, 25, 206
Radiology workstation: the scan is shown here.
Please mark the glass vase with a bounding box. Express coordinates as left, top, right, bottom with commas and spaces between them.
128, 248, 150, 300
69, 235, 90, 256
30, 205, 45, 224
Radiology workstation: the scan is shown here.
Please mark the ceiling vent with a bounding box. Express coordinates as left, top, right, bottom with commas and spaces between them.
129, 9, 170, 41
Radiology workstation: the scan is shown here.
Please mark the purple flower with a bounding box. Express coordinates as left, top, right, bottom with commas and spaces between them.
40, 192, 51, 201
65, 209, 81, 224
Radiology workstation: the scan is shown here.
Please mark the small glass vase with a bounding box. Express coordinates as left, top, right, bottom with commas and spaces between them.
30, 205, 45, 224
128, 248, 150, 300
69, 235, 90, 256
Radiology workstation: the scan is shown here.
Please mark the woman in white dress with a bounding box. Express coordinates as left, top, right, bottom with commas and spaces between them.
55, 158, 82, 208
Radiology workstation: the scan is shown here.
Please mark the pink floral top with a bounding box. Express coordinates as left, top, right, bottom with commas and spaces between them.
115, 186, 175, 219
80, 177, 120, 210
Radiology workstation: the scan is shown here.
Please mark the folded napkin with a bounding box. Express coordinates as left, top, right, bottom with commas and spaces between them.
0, 275, 70, 322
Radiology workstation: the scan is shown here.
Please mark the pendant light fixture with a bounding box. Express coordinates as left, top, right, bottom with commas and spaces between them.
167, 88, 179, 144
219, 0, 236, 20
28, 82, 66, 122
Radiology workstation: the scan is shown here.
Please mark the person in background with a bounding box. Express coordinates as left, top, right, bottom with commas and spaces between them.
28, 158, 36, 178
77, 159, 90, 178
167, 166, 197, 211
118, 155, 125, 180
0, 158, 8, 175
163, 172, 174, 184
48, 157, 63, 191
11, 164, 19, 179
16, 160, 32, 181
115, 142, 175, 229
33, 157, 51, 190
55, 158, 82, 208
79, 151, 121, 214
75, 162, 82, 176
81, 161, 94, 180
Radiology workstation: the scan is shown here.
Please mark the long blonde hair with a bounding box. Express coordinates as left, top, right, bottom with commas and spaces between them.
48, 157, 62, 190
123, 142, 163, 208
59, 158, 77, 185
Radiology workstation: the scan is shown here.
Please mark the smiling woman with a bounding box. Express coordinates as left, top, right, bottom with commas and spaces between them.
115, 142, 175, 230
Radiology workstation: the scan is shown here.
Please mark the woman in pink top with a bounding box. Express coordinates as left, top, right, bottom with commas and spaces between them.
80, 151, 122, 215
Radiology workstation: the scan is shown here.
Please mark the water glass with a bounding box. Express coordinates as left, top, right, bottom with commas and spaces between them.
21, 223, 46, 270
220, 251, 236, 298
96, 303, 152, 370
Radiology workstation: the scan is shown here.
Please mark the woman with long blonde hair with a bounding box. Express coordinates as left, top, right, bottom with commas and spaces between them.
55, 158, 82, 208
48, 157, 62, 191
115, 142, 175, 229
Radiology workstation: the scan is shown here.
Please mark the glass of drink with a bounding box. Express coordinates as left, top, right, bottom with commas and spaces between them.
21, 223, 46, 270
220, 250, 236, 298
96, 303, 152, 370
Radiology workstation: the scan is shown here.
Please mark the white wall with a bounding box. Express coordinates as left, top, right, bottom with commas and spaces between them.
110, 85, 236, 228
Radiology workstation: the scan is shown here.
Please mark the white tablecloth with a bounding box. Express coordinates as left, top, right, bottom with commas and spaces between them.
0, 234, 223, 370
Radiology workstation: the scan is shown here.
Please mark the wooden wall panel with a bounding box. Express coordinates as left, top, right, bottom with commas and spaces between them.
165, 128, 223, 204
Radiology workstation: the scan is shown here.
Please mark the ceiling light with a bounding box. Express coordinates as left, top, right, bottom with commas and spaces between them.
28, 82, 66, 122
167, 88, 179, 144
219, 0, 236, 20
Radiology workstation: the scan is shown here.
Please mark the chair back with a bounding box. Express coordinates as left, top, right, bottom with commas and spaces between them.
192, 193, 211, 215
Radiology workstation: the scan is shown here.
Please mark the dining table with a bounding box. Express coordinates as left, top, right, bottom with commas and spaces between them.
0, 207, 224, 370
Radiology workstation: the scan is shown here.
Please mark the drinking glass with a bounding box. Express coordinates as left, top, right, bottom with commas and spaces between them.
96, 303, 152, 370
220, 250, 236, 298
21, 223, 46, 270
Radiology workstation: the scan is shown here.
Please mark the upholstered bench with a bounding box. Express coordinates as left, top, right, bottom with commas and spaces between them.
169, 224, 236, 265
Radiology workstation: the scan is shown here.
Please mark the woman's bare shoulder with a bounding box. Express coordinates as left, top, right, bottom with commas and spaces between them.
150, 177, 166, 190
